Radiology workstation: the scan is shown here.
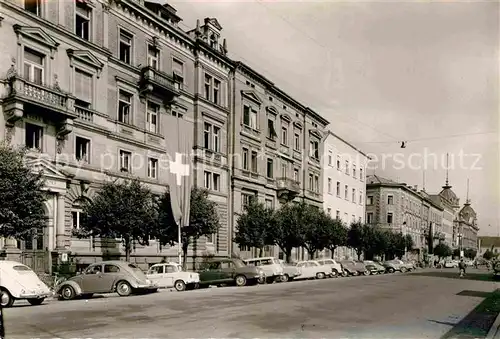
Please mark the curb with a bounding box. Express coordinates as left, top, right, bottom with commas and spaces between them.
486, 311, 500, 339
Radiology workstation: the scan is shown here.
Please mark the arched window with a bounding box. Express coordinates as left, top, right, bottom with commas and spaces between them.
71, 197, 90, 237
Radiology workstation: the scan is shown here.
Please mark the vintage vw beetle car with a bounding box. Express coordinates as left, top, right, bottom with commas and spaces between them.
0, 261, 51, 307
57, 261, 158, 300
146, 262, 199, 291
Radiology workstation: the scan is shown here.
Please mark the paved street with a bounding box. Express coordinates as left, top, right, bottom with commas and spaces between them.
4, 269, 500, 338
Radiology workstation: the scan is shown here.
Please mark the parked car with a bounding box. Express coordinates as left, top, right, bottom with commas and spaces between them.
56, 261, 158, 300
294, 261, 330, 280
317, 259, 343, 277
363, 260, 385, 274
397, 260, 415, 271
244, 257, 283, 283
340, 260, 360, 276
278, 259, 301, 282
493, 261, 500, 275
444, 260, 458, 268
0, 261, 52, 307
383, 260, 405, 273
198, 258, 263, 287
146, 262, 199, 291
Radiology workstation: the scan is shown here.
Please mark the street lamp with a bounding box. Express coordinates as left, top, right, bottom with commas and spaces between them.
402, 221, 407, 260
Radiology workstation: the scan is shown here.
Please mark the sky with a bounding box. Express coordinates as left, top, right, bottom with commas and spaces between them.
170, 0, 500, 235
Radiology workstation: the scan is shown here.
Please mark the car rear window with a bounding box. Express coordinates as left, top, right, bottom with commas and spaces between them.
13, 265, 31, 271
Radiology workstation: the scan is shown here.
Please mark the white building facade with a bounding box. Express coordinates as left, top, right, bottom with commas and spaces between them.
322, 131, 368, 259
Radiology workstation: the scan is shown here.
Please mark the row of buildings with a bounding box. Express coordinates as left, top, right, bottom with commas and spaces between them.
0, 0, 478, 272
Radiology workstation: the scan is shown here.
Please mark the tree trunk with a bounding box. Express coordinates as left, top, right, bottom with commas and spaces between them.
357, 250, 362, 261
259, 247, 263, 257
124, 238, 131, 262
285, 247, 292, 263
330, 247, 336, 259
308, 250, 315, 260
182, 237, 189, 270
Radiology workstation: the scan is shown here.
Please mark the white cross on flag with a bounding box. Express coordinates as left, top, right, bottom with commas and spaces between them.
164, 113, 193, 227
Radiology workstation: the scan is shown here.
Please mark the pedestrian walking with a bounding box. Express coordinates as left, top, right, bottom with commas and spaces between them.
459, 259, 466, 277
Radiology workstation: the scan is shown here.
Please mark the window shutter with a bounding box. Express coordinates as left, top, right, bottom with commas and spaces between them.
75, 69, 92, 103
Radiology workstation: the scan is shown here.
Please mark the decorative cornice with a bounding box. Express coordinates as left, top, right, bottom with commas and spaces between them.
241, 90, 262, 106
67, 49, 105, 77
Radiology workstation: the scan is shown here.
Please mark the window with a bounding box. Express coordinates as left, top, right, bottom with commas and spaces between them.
281, 125, 288, 145
360, 168, 364, 181
119, 150, 131, 172
204, 171, 219, 191
251, 151, 258, 172
213, 173, 220, 191
352, 215, 356, 222
242, 147, 249, 170
74, 69, 93, 106
293, 168, 299, 182
25, 123, 43, 150
336, 210, 340, 219
344, 185, 348, 199
23, 47, 44, 85
75, 2, 91, 40
75, 136, 90, 163
265, 198, 274, 209
213, 126, 220, 152
352, 188, 356, 202
71, 199, 88, 237
146, 101, 159, 133
118, 90, 132, 124
267, 118, 277, 140
309, 140, 319, 159
242, 193, 256, 208
171, 110, 184, 119
294, 133, 300, 151
345, 160, 349, 174
387, 195, 394, 205
336, 156, 340, 170
204, 123, 211, 149
147, 45, 159, 69
308, 173, 313, 190
25, 0, 42, 16
172, 58, 184, 90
104, 265, 120, 273
213, 79, 220, 105
327, 208, 331, 216
353, 165, 356, 178
119, 30, 132, 64
243, 106, 257, 129
328, 152, 332, 166
204, 171, 211, 189
281, 162, 287, 177
387, 213, 393, 224
266, 158, 273, 178
359, 191, 363, 204
336, 181, 340, 196
204, 74, 211, 100
314, 175, 319, 192
367, 196, 373, 205
328, 178, 332, 193
148, 158, 158, 179
206, 233, 214, 244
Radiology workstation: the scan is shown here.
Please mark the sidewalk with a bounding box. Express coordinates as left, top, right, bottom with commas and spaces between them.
486, 311, 500, 339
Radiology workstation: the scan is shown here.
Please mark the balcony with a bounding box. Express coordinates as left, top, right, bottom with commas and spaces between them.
3, 76, 76, 124
276, 177, 301, 202
139, 66, 179, 101
75, 105, 93, 123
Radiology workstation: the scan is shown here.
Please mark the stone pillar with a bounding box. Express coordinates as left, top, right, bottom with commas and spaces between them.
1, 237, 21, 262
56, 193, 66, 250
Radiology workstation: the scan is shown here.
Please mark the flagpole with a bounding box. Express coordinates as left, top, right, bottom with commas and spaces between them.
178, 216, 182, 265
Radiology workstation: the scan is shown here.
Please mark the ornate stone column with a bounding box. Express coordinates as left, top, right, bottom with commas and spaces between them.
56, 193, 66, 249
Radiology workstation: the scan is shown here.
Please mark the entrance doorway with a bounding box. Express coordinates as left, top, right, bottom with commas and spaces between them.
18, 227, 48, 273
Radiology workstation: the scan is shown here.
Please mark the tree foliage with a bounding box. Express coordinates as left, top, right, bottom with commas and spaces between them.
78, 178, 158, 261
347, 222, 365, 260
234, 201, 275, 257
464, 248, 477, 259
324, 218, 348, 259
483, 249, 494, 261
433, 243, 452, 259
0, 143, 47, 240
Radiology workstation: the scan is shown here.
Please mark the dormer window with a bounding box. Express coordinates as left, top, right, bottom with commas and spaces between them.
210, 33, 218, 49
25, 0, 42, 16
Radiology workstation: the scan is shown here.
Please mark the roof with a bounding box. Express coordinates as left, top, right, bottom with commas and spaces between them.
478, 236, 500, 248
366, 174, 396, 185
324, 130, 370, 158
439, 186, 460, 206
458, 203, 477, 224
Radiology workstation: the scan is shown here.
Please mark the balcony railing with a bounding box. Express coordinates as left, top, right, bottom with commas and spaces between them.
276, 177, 301, 193
139, 66, 178, 99
8, 76, 75, 114
75, 105, 93, 122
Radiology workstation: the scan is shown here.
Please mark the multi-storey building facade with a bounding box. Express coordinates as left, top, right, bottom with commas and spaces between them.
456, 200, 479, 251
0, 0, 239, 272
322, 131, 368, 259
230, 62, 329, 260
0, 0, 331, 272
365, 175, 443, 259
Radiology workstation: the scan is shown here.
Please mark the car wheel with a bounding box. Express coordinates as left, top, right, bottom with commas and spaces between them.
27, 298, 45, 306
0, 289, 14, 307
352, 271, 359, 276
174, 280, 186, 292
116, 281, 132, 297
388, 268, 395, 273
342, 271, 349, 277
60, 285, 75, 301
257, 276, 265, 284
401, 267, 407, 273
363, 271, 370, 276
281, 274, 289, 282
331, 269, 339, 278
235, 275, 247, 287
316, 272, 326, 279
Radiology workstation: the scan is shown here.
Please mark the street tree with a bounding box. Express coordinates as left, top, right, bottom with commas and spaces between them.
452, 248, 460, 258
0, 143, 47, 241
302, 207, 330, 259
77, 178, 158, 261
347, 221, 366, 260
433, 243, 452, 260
325, 218, 348, 259
384, 232, 407, 259
180, 188, 220, 267
483, 249, 494, 261
464, 248, 477, 259
271, 202, 308, 263
234, 201, 276, 257
363, 226, 388, 260
405, 234, 415, 252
